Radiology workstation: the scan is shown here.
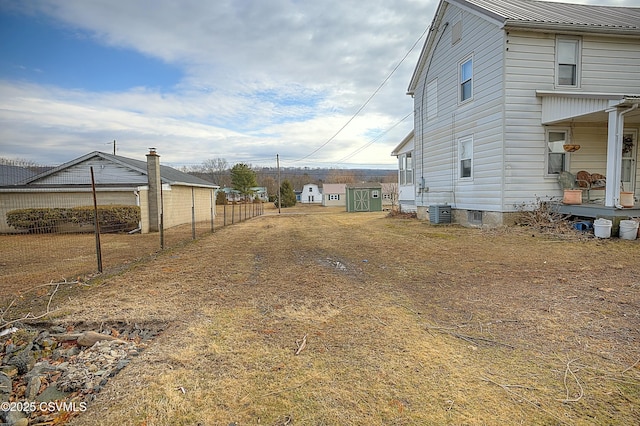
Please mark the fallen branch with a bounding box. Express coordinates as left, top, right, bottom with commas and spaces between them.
0, 279, 78, 330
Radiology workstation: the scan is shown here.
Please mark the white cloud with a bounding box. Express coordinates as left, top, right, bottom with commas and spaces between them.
1, 0, 433, 167
1, 0, 635, 168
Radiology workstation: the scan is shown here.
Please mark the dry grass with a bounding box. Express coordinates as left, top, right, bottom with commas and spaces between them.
2, 204, 639, 425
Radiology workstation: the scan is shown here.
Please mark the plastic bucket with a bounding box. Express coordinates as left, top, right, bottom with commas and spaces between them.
593, 218, 612, 238
619, 220, 639, 240
573, 221, 592, 232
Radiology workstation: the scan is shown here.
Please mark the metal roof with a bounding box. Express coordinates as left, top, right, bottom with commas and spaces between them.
461, 0, 640, 32
23, 151, 216, 188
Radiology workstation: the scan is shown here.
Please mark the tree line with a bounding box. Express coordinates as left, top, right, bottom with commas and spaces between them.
180, 158, 397, 201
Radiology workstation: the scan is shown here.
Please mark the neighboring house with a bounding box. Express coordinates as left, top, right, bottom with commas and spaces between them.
220, 187, 243, 203
251, 187, 269, 202
345, 183, 383, 212
300, 183, 322, 204
408, 0, 640, 227
381, 182, 398, 211
0, 150, 218, 233
391, 130, 416, 212
322, 183, 346, 207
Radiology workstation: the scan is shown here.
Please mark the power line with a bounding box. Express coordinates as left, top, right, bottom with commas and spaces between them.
336, 111, 412, 164
290, 25, 429, 163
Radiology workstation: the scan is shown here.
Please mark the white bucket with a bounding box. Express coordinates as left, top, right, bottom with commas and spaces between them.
593, 218, 612, 238
619, 220, 639, 240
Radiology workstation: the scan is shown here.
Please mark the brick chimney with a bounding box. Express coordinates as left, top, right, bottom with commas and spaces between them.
146, 148, 162, 232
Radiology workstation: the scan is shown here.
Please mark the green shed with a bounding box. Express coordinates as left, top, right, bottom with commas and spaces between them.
345, 183, 383, 212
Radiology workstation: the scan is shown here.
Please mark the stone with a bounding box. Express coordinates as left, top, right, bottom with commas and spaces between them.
36, 385, 70, 402
25, 375, 42, 400
76, 331, 119, 347
50, 325, 66, 334
0, 373, 11, 402
26, 361, 57, 378
4, 409, 27, 426
0, 365, 18, 378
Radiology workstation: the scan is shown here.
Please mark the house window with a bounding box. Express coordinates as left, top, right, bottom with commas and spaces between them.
372, 190, 380, 198
426, 79, 438, 119
460, 57, 473, 102
459, 136, 473, 178
308, 187, 313, 192
547, 130, 569, 175
556, 38, 580, 87
329, 194, 340, 201
399, 153, 413, 185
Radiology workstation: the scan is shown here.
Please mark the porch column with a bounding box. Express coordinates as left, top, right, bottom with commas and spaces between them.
605, 108, 623, 207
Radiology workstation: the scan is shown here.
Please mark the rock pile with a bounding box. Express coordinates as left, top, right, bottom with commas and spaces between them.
1, 323, 161, 425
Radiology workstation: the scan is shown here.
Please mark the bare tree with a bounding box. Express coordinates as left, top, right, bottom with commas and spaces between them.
202, 158, 230, 187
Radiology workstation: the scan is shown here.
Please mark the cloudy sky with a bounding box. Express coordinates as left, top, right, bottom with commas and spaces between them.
0, 0, 635, 169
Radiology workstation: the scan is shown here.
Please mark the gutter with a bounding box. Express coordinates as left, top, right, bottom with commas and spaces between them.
504, 22, 640, 37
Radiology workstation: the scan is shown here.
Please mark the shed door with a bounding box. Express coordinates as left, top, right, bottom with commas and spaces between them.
354, 189, 369, 211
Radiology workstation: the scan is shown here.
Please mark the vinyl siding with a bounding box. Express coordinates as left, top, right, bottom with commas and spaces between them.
414, 4, 505, 210
504, 31, 640, 210
581, 36, 640, 92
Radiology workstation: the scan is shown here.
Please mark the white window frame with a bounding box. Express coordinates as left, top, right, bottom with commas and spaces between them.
546, 128, 571, 176
372, 190, 380, 199
398, 153, 413, 185
459, 135, 473, 179
555, 37, 581, 88
459, 55, 473, 104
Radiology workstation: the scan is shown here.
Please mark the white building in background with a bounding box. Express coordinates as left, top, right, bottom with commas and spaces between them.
300, 183, 322, 204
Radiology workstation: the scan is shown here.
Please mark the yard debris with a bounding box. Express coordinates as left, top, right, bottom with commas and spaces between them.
295, 334, 307, 355
558, 359, 584, 403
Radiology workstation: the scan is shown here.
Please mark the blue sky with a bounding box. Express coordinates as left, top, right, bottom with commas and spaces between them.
0, 0, 636, 169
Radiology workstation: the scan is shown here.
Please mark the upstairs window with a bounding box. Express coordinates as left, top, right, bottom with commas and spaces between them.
460, 57, 473, 103
556, 38, 581, 87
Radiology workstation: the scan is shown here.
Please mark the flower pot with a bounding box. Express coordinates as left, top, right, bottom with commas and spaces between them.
620, 192, 634, 208
563, 189, 582, 205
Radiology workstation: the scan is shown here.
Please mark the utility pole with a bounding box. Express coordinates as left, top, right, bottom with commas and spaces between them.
113, 140, 116, 155
277, 154, 281, 214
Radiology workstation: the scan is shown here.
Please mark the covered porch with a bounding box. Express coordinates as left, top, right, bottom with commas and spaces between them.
538, 91, 640, 209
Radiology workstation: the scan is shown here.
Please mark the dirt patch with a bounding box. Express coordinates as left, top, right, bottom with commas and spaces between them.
1, 205, 639, 425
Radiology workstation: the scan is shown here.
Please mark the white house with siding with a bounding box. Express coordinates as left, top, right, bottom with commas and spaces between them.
408, 0, 640, 226
391, 130, 416, 212
300, 183, 322, 204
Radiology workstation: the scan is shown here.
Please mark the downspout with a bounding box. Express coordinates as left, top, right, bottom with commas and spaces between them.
129, 190, 142, 234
